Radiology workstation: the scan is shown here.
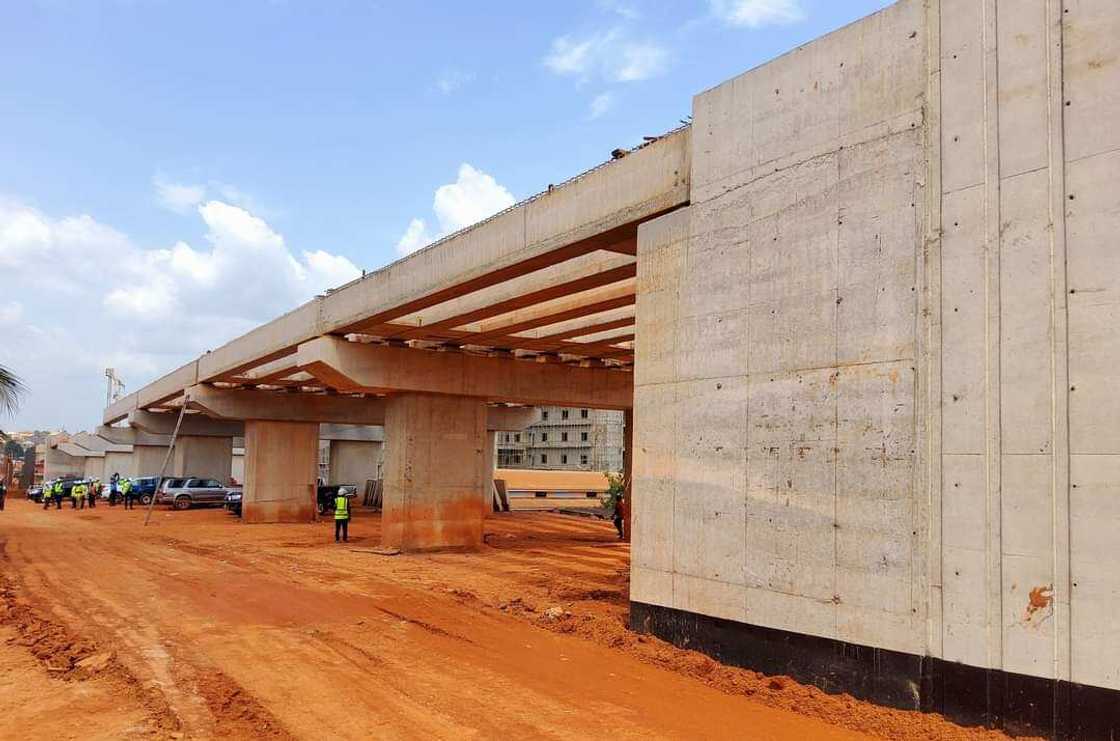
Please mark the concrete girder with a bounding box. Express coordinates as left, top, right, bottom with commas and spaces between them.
408, 328, 636, 358
468, 285, 635, 344
230, 355, 301, 384
527, 311, 635, 344
297, 336, 633, 410
378, 255, 636, 340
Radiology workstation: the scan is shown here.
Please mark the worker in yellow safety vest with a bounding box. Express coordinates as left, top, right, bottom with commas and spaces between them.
121, 479, 134, 509
52, 480, 63, 509
70, 481, 84, 509
333, 491, 351, 543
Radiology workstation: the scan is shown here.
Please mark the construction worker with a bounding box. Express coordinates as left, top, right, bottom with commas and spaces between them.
612, 492, 627, 540
42, 479, 53, 509
71, 481, 83, 509
53, 479, 63, 509
87, 479, 98, 508
0, 480, 6, 512
108, 476, 118, 506
333, 489, 351, 543
122, 478, 134, 509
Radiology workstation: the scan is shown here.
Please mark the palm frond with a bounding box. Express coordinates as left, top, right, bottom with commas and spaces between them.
0, 365, 26, 417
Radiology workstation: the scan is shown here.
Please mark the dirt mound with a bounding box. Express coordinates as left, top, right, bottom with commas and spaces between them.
536, 609, 1033, 741
195, 669, 293, 739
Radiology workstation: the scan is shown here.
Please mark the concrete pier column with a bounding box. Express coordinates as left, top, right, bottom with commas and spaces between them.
242, 420, 319, 523
328, 439, 382, 485
172, 435, 233, 483
132, 444, 171, 477
382, 393, 488, 551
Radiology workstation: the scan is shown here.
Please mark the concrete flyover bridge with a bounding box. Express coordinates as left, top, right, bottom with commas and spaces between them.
103, 0, 1120, 734
104, 125, 689, 549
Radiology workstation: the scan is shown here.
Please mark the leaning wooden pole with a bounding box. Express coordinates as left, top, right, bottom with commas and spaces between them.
143, 398, 189, 527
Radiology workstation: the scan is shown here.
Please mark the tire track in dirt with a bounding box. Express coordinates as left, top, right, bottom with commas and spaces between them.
2, 530, 294, 740
0, 545, 182, 737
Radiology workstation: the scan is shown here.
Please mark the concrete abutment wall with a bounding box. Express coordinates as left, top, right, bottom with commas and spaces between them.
630, 0, 1120, 736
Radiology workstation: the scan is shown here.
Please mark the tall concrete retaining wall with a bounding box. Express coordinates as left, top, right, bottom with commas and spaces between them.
629, 1, 1119, 737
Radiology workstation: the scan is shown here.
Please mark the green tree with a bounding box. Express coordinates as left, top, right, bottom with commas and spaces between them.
0, 364, 25, 438
601, 471, 625, 513
3, 439, 23, 460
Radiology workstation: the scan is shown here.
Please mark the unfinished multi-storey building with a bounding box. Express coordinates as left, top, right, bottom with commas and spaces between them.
496, 406, 624, 472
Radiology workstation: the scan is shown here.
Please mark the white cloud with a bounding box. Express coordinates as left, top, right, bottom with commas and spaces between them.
588, 92, 614, 119
0, 194, 360, 431
544, 34, 604, 77
396, 164, 516, 256
153, 176, 262, 215
153, 176, 206, 213
432, 164, 515, 233
710, 0, 806, 28
435, 69, 474, 94
613, 41, 668, 82
543, 30, 668, 83
0, 301, 22, 324
395, 218, 435, 256
598, 0, 640, 20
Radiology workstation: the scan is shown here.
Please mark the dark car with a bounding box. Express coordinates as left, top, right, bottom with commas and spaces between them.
224, 485, 353, 517
317, 484, 357, 516
32, 478, 79, 502
225, 490, 243, 516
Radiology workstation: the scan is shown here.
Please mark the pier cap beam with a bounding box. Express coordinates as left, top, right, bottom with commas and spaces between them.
297, 336, 633, 410
186, 385, 540, 431
128, 410, 245, 437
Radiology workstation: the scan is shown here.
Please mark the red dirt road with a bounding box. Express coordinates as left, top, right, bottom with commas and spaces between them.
0, 498, 1019, 740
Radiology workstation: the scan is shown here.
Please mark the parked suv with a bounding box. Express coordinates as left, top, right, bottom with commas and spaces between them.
127, 476, 162, 506
159, 478, 232, 510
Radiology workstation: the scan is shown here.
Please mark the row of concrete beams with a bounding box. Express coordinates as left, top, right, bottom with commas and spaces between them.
103, 128, 689, 424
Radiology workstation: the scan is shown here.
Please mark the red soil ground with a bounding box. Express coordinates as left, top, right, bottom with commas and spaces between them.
0, 498, 1032, 740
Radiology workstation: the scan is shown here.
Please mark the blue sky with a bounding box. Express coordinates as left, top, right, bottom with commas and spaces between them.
1, 0, 891, 431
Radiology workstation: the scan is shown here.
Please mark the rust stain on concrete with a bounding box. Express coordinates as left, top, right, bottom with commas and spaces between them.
1024, 585, 1054, 626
